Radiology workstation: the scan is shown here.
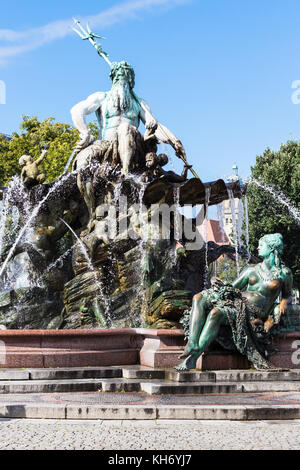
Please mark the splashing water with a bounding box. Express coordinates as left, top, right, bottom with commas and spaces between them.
204, 187, 211, 287
35, 244, 76, 288
0, 171, 77, 279
136, 182, 149, 325
173, 186, 181, 239
227, 188, 240, 275
59, 218, 111, 327
170, 186, 181, 270
244, 195, 251, 262
0, 177, 44, 292
237, 198, 244, 250
138, 182, 148, 241
0, 177, 24, 259
216, 202, 227, 244
59, 219, 92, 270
160, 143, 177, 173
248, 178, 300, 225
113, 181, 122, 204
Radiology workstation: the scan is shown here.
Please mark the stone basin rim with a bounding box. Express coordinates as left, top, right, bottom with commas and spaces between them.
0, 328, 186, 337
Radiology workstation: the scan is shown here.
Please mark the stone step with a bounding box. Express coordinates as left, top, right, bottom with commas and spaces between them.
0, 378, 140, 394
2, 366, 300, 383
214, 370, 300, 383
29, 367, 123, 381
0, 367, 300, 394
166, 369, 300, 383
140, 381, 241, 395
141, 380, 300, 395
121, 366, 166, 380
0, 367, 123, 381
165, 370, 217, 383
0, 377, 299, 394
240, 381, 300, 392
0, 402, 300, 420
0, 378, 104, 394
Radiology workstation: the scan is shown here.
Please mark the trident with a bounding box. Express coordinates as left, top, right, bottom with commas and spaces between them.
71, 19, 200, 180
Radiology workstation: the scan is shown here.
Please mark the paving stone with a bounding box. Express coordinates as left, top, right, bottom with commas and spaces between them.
2, 418, 300, 449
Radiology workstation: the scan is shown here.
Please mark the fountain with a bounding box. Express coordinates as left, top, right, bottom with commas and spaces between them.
0, 21, 298, 371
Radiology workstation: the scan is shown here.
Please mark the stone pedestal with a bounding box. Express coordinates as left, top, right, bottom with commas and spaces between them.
195, 351, 250, 370
138, 329, 185, 368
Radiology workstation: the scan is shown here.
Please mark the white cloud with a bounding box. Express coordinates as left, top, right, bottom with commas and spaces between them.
0, 0, 189, 63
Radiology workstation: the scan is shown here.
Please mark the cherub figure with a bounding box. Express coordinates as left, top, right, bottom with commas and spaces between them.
142, 152, 192, 183
19, 148, 48, 188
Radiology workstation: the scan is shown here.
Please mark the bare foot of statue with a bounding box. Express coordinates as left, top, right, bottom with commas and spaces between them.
175, 353, 199, 371
178, 341, 199, 359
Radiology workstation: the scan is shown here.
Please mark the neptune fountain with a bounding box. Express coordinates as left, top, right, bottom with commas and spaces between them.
0, 21, 298, 372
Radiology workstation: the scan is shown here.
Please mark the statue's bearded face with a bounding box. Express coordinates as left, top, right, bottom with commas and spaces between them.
110, 63, 135, 88
112, 68, 128, 85
109, 62, 135, 111
110, 69, 132, 111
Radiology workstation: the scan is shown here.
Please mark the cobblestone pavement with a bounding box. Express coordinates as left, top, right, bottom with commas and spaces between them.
0, 418, 300, 450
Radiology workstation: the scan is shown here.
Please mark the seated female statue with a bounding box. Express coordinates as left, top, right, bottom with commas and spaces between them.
176, 233, 293, 371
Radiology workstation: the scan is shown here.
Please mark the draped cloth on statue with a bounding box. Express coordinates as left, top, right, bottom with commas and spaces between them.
202, 283, 275, 370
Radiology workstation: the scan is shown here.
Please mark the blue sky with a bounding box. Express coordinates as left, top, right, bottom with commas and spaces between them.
1, 0, 300, 184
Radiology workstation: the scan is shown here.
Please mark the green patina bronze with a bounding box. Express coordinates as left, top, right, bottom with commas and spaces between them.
19, 148, 48, 188
71, 19, 200, 179
176, 233, 296, 370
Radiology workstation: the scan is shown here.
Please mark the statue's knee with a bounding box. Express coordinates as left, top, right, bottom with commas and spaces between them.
209, 307, 221, 319
193, 293, 202, 302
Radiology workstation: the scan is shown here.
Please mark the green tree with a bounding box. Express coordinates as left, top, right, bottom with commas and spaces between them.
216, 256, 248, 283
0, 116, 99, 185
246, 140, 300, 288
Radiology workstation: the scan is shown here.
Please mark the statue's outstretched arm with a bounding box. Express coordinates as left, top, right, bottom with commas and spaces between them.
35, 148, 48, 166
139, 99, 187, 161
71, 92, 106, 151
139, 99, 158, 129
232, 266, 251, 290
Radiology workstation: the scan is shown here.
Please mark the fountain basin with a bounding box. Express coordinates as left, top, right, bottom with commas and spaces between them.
0, 328, 185, 368
0, 328, 299, 370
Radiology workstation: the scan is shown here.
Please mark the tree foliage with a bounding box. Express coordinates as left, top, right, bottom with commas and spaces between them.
216, 256, 248, 283
247, 140, 300, 288
0, 116, 99, 185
